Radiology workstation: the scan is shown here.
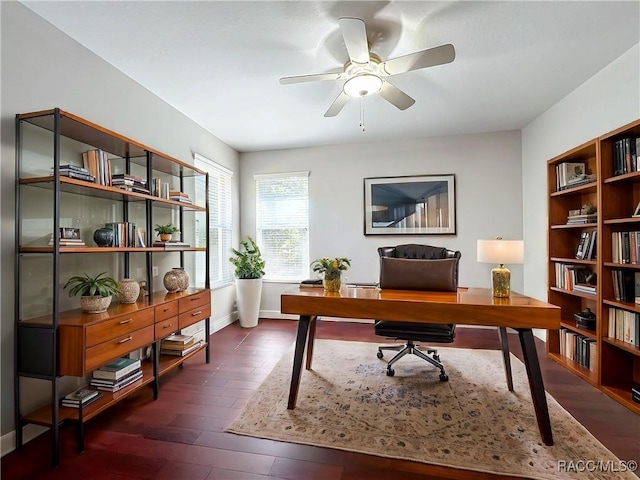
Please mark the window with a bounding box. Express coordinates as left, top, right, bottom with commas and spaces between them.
255, 172, 309, 281
194, 153, 233, 288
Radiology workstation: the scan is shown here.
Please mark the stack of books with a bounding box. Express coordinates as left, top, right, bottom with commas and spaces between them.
90, 357, 143, 392
52, 164, 95, 183
152, 240, 191, 249
300, 279, 323, 288
111, 173, 149, 194
566, 213, 597, 225
61, 387, 100, 409
169, 190, 192, 205
160, 333, 203, 357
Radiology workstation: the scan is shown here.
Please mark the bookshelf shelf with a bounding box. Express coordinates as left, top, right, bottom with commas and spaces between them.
14, 108, 211, 466
547, 118, 640, 415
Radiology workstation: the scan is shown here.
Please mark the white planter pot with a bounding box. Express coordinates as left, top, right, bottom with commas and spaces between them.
236, 278, 263, 328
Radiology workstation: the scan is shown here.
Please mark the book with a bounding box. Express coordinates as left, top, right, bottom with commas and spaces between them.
61, 393, 101, 409
152, 241, 191, 249
162, 333, 194, 345
93, 371, 143, 392
92, 357, 141, 380
63, 388, 99, 404
300, 279, 323, 287
160, 340, 203, 357
89, 367, 143, 386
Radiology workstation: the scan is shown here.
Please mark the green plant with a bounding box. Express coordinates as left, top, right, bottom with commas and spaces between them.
311, 257, 351, 278
63, 272, 119, 297
229, 237, 265, 279
154, 223, 180, 235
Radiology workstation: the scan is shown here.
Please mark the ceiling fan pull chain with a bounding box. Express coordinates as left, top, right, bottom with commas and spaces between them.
360, 98, 365, 132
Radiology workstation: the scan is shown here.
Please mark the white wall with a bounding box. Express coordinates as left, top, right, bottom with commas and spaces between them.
0, 2, 240, 442
522, 43, 640, 302
240, 131, 524, 317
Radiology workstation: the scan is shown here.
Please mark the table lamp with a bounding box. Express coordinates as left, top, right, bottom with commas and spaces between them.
477, 238, 524, 297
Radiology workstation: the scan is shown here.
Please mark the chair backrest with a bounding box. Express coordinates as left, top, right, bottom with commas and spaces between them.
377, 244, 461, 292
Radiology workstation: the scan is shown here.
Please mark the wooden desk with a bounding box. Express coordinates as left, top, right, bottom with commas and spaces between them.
280, 287, 561, 446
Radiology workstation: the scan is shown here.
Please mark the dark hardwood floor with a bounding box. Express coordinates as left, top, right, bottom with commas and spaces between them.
2, 320, 639, 479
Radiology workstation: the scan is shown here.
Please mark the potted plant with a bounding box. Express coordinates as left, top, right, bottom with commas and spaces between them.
64, 272, 119, 313
229, 237, 265, 328
311, 257, 351, 292
154, 223, 179, 242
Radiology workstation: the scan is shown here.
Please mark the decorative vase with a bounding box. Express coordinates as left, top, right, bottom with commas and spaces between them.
159, 233, 172, 242
118, 278, 140, 304
80, 295, 112, 313
93, 227, 114, 247
163, 267, 189, 293
323, 270, 342, 292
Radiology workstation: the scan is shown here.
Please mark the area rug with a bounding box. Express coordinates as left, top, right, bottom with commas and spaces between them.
227, 340, 636, 480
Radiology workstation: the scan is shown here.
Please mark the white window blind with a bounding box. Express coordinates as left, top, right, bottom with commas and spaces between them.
255, 172, 309, 281
194, 154, 234, 289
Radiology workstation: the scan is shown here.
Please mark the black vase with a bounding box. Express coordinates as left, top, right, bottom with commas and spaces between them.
93, 227, 114, 247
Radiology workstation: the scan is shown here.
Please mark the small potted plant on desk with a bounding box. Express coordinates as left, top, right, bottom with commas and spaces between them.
311, 257, 351, 292
229, 237, 265, 328
154, 223, 179, 242
64, 272, 119, 313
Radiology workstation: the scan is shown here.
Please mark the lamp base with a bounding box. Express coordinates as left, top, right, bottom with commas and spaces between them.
491, 264, 511, 297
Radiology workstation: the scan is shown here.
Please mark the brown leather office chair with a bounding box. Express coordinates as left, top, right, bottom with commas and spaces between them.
375, 244, 460, 381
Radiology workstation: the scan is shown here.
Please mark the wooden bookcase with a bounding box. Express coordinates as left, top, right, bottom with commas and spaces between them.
547, 118, 640, 414
14, 108, 211, 465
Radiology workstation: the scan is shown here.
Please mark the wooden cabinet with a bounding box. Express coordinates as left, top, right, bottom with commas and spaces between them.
14, 108, 211, 465
547, 118, 640, 414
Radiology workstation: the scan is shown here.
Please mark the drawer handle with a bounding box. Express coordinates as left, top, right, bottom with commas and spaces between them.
119, 319, 132, 324
163, 307, 171, 312
163, 323, 173, 329
117, 336, 133, 344
191, 310, 202, 316
190, 297, 200, 301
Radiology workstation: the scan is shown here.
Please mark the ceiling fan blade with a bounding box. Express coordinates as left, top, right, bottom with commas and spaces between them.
279, 71, 343, 85
324, 92, 351, 117
338, 17, 370, 65
380, 44, 455, 76
379, 80, 415, 111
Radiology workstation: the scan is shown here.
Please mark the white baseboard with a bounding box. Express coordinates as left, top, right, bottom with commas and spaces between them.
1, 424, 48, 457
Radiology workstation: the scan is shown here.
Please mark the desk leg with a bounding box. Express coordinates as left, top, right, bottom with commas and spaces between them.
517, 328, 553, 446
288, 315, 311, 410
498, 327, 514, 391
306, 315, 318, 370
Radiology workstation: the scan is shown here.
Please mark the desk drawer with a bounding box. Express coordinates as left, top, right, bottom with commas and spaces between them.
86, 309, 154, 347
155, 301, 178, 321
155, 317, 178, 339
179, 292, 209, 313
179, 304, 211, 330
86, 325, 154, 372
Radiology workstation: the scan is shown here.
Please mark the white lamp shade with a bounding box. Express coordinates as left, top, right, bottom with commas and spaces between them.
477, 239, 524, 264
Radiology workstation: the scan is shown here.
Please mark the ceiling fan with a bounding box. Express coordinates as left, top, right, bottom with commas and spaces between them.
279, 17, 456, 118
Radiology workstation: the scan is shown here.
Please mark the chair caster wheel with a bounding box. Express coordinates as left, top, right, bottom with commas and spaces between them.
377, 351, 384, 359
439, 373, 449, 382
433, 355, 440, 362
387, 368, 395, 377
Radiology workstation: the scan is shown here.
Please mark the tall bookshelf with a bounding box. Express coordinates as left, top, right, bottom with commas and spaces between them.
547, 118, 640, 414
14, 108, 211, 465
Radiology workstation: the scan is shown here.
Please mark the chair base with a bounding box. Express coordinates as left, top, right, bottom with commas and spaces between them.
377, 341, 449, 381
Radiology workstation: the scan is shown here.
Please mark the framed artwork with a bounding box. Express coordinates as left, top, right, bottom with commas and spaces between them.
363, 174, 456, 235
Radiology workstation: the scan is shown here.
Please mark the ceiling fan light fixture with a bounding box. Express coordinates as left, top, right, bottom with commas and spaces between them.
343, 74, 383, 98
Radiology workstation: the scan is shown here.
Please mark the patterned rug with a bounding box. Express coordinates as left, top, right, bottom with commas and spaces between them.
227, 340, 636, 480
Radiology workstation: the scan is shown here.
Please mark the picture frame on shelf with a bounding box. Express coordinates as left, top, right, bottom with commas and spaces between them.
60, 227, 80, 239
363, 174, 456, 235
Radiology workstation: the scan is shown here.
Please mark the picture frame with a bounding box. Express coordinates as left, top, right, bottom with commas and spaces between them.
59, 227, 80, 239
363, 174, 456, 235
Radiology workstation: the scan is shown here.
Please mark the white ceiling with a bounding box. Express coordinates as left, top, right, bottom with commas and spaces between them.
22, 1, 640, 153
